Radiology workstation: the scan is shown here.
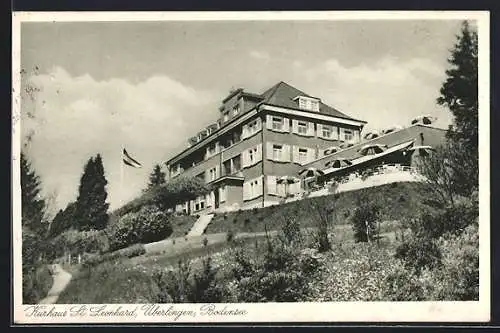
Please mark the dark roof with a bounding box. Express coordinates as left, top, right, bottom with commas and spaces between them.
259, 81, 365, 123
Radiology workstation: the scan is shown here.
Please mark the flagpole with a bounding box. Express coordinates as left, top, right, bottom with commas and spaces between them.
120, 145, 124, 206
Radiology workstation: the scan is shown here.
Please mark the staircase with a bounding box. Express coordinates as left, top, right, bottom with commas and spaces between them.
187, 213, 215, 237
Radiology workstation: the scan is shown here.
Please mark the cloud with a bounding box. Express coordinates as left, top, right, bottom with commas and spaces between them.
249, 50, 271, 61
21, 67, 218, 212
302, 56, 453, 133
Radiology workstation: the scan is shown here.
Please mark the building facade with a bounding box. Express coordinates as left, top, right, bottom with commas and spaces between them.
165, 81, 367, 214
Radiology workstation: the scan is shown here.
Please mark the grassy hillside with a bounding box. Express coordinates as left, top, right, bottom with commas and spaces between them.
206, 182, 430, 234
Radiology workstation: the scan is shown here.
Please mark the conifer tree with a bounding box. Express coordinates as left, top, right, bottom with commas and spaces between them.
20, 152, 46, 236
147, 164, 166, 190
74, 154, 109, 230
437, 21, 478, 196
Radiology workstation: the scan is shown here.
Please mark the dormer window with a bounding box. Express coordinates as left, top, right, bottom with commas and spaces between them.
295, 96, 320, 112
233, 104, 240, 116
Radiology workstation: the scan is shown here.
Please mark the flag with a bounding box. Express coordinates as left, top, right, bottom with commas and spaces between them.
122, 148, 142, 168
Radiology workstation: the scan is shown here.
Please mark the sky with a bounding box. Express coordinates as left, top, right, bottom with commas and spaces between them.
19, 18, 464, 214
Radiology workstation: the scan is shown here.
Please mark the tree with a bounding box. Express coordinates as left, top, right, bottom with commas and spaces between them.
437, 20, 478, 196
74, 154, 109, 230
20, 152, 46, 236
350, 193, 380, 243
146, 164, 166, 190
48, 202, 77, 237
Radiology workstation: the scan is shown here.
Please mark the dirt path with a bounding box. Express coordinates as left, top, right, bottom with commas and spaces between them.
38, 264, 72, 304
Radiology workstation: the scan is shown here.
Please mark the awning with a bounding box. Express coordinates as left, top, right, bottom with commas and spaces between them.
322, 139, 415, 176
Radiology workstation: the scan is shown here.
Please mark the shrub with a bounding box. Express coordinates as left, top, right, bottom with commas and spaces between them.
46, 229, 109, 260
108, 205, 172, 251
409, 199, 477, 240
232, 239, 320, 302
430, 223, 479, 300
83, 244, 146, 267
226, 231, 234, 243
395, 237, 442, 273
153, 259, 192, 303
351, 198, 381, 243
23, 265, 53, 304
381, 263, 430, 301
189, 257, 225, 303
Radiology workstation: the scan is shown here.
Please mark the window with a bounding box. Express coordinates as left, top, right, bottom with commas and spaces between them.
233, 104, 240, 116
223, 111, 229, 122
244, 176, 263, 200
297, 121, 308, 135
219, 185, 227, 202
272, 117, 283, 131
272, 144, 283, 161
298, 148, 308, 164
322, 125, 333, 138
208, 167, 217, 181
297, 96, 320, 112
343, 129, 354, 142
248, 147, 258, 164
243, 118, 261, 139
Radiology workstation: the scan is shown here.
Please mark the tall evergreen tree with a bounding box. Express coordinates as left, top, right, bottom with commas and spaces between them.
437, 21, 479, 196
20, 152, 46, 236
147, 164, 166, 190
74, 154, 109, 230
48, 202, 76, 237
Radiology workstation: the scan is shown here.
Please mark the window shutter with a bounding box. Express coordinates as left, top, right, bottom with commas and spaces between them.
283, 144, 291, 162
256, 143, 263, 162
260, 178, 263, 197
242, 124, 249, 139
292, 119, 298, 134
332, 126, 339, 140
241, 150, 248, 168
267, 175, 277, 195
292, 146, 299, 163
307, 122, 315, 136
266, 142, 274, 160
307, 148, 316, 163
256, 118, 262, 131
243, 182, 249, 201
283, 118, 290, 132
354, 130, 360, 143
266, 115, 273, 130
215, 165, 220, 179
317, 123, 323, 138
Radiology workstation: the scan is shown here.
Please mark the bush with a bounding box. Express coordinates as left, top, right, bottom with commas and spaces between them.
108, 205, 172, 251
46, 229, 109, 260
381, 262, 431, 301
152, 260, 192, 303
190, 257, 225, 303
430, 223, 479, 300
351, 198, 381, 243
83, 244, 146, 267
395, 237, 442, 273
23, 265, 53, 304
409, 199, 478, 240
232, 239, 321, 302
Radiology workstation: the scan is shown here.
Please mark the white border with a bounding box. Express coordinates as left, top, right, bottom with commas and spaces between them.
12, 11, 490, 324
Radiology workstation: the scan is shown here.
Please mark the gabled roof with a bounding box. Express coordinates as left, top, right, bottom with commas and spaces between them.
259, 81, 365, 123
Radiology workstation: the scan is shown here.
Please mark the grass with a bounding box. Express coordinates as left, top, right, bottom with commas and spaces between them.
206, 182, 429, 234
169, 215, 198, 238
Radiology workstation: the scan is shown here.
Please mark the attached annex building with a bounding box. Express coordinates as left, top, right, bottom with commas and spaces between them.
165, 81, 367, 214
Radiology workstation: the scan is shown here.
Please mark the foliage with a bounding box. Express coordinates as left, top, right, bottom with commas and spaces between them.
146, 164, 166, 190
437, 21, 478, 197
22, 265, 53, 304
83, 244, 146, 267
307, 190, 338, 252
20, 152, 47, 235
190, 257, 225, 302
48, 202, 77, 237
395, 237, 442, 273
350, 194, 381, 243
107, 205, 173, 251
381, 263, 431, 301
152, 259, 192, 303
74, 154, 109, 231
231, 238, 321, 302
430, 223, 479, 300
116, 176, 209, 216
46, 229, 110, 260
